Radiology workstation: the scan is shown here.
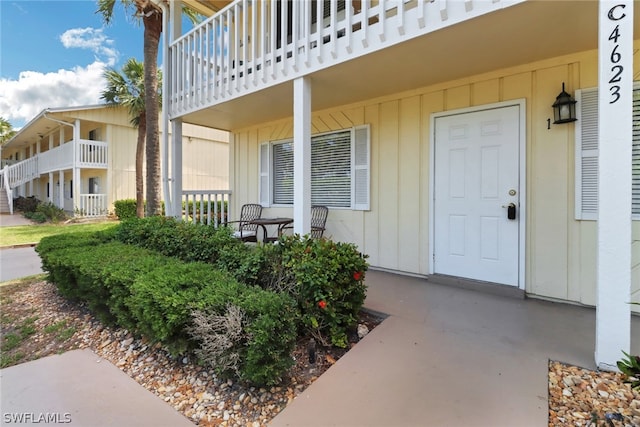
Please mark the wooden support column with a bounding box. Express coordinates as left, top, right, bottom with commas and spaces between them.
293, 77, 311, 235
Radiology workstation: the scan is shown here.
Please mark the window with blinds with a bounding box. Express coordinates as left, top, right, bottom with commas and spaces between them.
575, 85, 640, 219
260, 125, 370, 210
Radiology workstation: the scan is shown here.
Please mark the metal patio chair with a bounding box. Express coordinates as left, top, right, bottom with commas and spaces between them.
282, 205, 329, 239
223, 203, 263, 242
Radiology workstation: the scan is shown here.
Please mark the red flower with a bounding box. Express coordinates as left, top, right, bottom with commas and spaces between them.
353, 271, 362, 281
318, 300, 327, 309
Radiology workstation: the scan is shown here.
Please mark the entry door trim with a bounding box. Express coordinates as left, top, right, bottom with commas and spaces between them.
428, 99, 527, 291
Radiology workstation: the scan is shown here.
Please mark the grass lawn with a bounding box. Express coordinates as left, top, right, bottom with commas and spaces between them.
0, 220, 119, 247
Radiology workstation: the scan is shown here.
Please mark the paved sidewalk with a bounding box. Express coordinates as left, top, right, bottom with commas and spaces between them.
0, 349, 194, 427
0, 213, 33, 227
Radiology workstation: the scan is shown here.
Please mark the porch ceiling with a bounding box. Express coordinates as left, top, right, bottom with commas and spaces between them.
181, 0, 639, 132
181, 0, 233, 16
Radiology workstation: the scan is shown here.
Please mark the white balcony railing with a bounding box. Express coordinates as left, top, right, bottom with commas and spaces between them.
181, 190, 232, 226
77, 140, 108, 168
77, 194, 108, 218
169, 0, 516, 117
39, 139, 108, 174
5, 157, 38, 188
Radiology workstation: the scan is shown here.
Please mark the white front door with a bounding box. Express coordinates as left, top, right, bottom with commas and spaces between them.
434, 105, 521, 286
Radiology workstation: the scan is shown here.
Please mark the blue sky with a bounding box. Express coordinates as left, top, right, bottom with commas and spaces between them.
0, 0, 149, 129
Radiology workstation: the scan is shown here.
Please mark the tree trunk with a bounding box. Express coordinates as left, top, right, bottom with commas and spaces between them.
143, 11, 162, 217
136, 112, 146, 218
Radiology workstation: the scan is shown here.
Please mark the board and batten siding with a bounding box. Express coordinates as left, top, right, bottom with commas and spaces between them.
231, 46, 640, 311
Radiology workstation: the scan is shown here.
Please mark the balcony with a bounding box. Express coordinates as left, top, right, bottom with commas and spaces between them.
168, 0, 524, 125
2, 139, 108, 189
39, 139, 108, 174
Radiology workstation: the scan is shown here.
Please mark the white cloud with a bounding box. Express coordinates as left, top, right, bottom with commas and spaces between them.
60, 27, 119, 64
0, 27, 118, 128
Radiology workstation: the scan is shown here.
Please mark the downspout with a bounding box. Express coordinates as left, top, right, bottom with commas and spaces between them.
153, 0, 172, 217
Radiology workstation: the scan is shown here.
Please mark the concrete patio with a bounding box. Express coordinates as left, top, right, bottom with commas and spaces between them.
270, 270, 640, 427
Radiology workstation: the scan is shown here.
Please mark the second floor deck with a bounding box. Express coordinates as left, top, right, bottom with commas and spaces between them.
169, 0, 529, 124
3, 139, 108, 189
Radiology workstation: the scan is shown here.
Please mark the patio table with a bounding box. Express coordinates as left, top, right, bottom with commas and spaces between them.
250, 217, 293, 243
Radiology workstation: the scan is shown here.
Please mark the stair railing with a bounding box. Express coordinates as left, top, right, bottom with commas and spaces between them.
1, 165, 13, 215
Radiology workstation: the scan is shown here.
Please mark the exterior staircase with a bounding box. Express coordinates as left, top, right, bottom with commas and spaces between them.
0, 187, 10, 214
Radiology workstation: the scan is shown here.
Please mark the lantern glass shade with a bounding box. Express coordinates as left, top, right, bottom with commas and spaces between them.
552, 83, 577, 124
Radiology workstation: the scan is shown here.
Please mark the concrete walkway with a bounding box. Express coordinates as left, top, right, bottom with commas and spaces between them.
270, 271, 640, 427
0, 213, 34, 228
0, 349, 194, 427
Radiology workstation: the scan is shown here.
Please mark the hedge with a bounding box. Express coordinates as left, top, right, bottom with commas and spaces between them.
36, 233, 297, 385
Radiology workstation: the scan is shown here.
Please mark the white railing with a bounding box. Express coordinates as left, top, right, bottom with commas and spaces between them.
77, 140, 108, 167
1, 167, 13, 214
181, 190, 232, 226
3, 140, 108, 183
5, 156, 38, 188
169, 0, 517, 117
76, 194, 108, 218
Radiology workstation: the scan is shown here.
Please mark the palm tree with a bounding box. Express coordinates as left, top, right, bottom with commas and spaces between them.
0, 117, 16, 146
101, 58, 161, 218
97, 0, 163, 216
97, 0, 201, 217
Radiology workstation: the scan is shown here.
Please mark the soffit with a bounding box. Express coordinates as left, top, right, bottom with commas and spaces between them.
181, 0, 232, 16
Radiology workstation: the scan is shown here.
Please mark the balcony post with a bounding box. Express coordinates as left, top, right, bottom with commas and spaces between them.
48, 172, 53, 204
293, 76, 311, 235
73, 119, 80, 213
58, 170, 64, 209
171, 119, 183, 219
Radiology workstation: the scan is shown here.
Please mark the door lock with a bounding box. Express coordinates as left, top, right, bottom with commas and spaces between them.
501, 202, 517, 220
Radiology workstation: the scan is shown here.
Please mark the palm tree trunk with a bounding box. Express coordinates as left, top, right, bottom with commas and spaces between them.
136, 113, 146, 218
143, 12, 162, 217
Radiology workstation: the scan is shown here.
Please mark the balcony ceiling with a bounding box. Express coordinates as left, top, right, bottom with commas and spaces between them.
183, 0, 640, 132
181, 0, 233, 16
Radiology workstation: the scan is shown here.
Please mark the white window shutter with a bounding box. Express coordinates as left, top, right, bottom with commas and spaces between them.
352, 124, 370, 211
576, 85, 640, 219
575, 88, 599, 220
632, 87, 640, 215
259, 142, 270, 207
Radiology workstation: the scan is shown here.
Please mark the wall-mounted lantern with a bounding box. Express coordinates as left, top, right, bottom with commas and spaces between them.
552, 82, 577, 124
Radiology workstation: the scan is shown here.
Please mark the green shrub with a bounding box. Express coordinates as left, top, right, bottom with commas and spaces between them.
14, 196, 40, 213
24, 211, 47, 223
113, 199, 138, 220
275, 235, 369, 348
36, 202, 67, 223
618, 350, 640, 391
37, 235, 164, 326
115, 216, 242, 264
128, 261, 298, 385
37, 232, 108, 279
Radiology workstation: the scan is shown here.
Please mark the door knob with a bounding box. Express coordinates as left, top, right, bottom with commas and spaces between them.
502, 203, 516, 220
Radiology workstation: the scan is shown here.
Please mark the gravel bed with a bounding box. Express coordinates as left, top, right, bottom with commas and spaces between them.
548, 360, 640, 426
0, 280, 374, 426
